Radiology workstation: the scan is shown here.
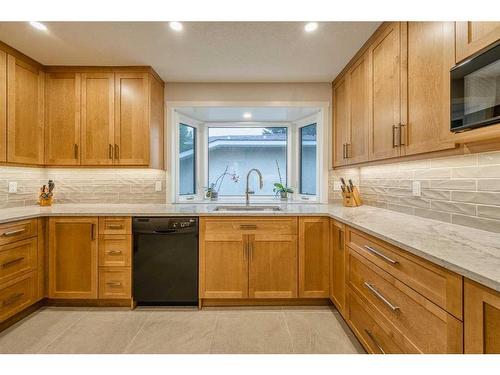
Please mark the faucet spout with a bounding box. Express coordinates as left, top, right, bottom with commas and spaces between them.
245, 168, 263, 206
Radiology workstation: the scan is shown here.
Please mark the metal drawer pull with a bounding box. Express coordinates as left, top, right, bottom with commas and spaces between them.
1, 228, 27, 237
1, 257, 25, 269
364, 329, 386, 354
364, 282, 400, 312
2, 292, 25, 307
240, 224, 257, 230
392, 125, 398, 148
107, 250, 123, 255
106, 282, 122, 287
107, 224, 123, 229
364, 245, 398, 265
249, 241, 253, 261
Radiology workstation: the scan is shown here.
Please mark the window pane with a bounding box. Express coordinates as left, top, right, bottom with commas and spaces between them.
179, 123, 196, 195
208, 127, 287, 196
300, 123, 317, 195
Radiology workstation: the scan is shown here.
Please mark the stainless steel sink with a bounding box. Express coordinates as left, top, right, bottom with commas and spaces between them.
214, 205, 282, 212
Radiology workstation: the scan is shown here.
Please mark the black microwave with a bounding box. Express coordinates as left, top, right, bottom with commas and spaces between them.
451, 42, 500, 132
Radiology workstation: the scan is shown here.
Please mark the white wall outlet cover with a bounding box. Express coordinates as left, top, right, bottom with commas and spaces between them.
333, 181, 341, 191
8, 181, 18, 193
155, 181, 162, 192
412, 181, 421, 197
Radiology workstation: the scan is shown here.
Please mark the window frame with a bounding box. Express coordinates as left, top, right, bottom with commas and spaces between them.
178, 122, 197, 196
298, 122, 317, 196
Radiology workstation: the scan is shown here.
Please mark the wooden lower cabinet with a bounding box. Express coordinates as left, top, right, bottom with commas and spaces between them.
299, 217, 330, 298
48, 217, 98, 299
0, 273, 37, 322
99, 267, 131, 299
330, 219, 345, 314
464, 279, 500, 354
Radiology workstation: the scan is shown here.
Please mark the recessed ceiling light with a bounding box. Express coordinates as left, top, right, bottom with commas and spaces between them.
243, 112, 252, 119
29, 21, 47, 31
304, 22, 318, 33
169, 21, 183, 32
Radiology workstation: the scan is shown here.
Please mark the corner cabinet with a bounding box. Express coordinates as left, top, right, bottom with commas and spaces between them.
455, 22, 500, 63
329, 220, 345, 315
6, 54, 44, 165
464, 279, 500, 354
48, 217, 98, 299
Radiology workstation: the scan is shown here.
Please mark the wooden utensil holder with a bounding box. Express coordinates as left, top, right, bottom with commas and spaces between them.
39, 196, 53, 206
342, 187, 362, 207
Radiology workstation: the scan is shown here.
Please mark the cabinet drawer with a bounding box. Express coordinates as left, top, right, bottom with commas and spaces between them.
202, 217, 297, 236
98, 235, 131, 267
347, 287, 417, 354
347, 248, 463, 353
99, 217, 131, 235
99, 267, 131, 299
0, 238, 37, 285
0, 219, 38, 246
346, 227, 463, 319
0, 273, 36, 322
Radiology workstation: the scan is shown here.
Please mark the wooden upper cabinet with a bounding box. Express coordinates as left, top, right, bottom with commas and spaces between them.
44, 73, 81, 165
330, 220, 345, 315
6, 55, 44, 165
332, 76, 349, 167
464, 279, 500, 354
0, 50, 6, 163
456, 22, 500, 63
347, 53, 370, 164
80, 73, 114, 165
298, 217, 330, 298
48, 217, 98, 299
403, 22, 456, 156
114, 73, 149, 166
248, 234, 298, 299
369, 22, 403, 161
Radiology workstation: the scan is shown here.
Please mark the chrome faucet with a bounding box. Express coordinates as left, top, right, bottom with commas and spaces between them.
245, 168, 263, 206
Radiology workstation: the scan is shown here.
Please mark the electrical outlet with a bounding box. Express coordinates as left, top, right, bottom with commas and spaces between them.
412, 181, 421, 197
8, 181, 18, 194
333, 181, 341, 191
155, 181, 162, 192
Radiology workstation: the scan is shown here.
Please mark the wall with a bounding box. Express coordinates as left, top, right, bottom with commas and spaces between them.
0, 167, 166, 208
329, 151, 500, 233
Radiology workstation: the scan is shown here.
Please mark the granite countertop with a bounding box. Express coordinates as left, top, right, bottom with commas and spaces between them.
1, 203, 499, 292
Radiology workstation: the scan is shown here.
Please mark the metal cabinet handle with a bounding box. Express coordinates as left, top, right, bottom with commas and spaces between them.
109, 144, 113, 159
339, 230, 344, 250
364, 245, 398, 265
392, 125, 399, 148
106, 282, 122, 287
2, 292, 24, 307
240, 224, 257, 230
1, 228, 26, 237
107, 224, 123, 229
107, 250, 123, 255
364, 329, 386, 354
249, 241, 253, 261
114, 144, 119, 159
1, 257, 25, 269
399, 123, 406, 146
364, 282, 400, 312
345, 143, 350, 159
243, 242, 247, 261
91, 224, 96, 240
74, 143, 79, 159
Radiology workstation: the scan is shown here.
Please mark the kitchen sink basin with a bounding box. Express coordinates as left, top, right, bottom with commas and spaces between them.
214, 205, 282, 212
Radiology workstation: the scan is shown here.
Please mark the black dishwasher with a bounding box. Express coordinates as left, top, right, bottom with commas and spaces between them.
133, 217, 198, 306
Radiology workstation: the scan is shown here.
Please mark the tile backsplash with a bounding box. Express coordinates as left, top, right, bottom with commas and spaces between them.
0, 167, 167, 208
330, 151, 500, 233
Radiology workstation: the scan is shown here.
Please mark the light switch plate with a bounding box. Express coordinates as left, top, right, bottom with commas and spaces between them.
8, 181, 18, 193
155, 181, 162, 192
412, 181, 421, 197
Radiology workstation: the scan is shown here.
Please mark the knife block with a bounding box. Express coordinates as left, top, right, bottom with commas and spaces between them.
342, 187, 362, 207
39, 196, 53, 207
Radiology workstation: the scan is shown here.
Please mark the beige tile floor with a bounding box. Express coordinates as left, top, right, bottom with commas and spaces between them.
0, 306, 365, 354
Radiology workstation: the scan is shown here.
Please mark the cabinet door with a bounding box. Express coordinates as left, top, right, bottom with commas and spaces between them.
248, 234, 297, 299
298, 217, 330, 298
81, 73, 114, 165
347, 53, 370, 164
6, 55, 44, 165
333, 76, 349, 167
114, 73, 149, 166
45, 72, 81, 165
48, 217, 98, 299
330, 220, 345, 314
464, 279, 500, 354
0, 51, 6, 163
403, 22, 456, 156
369, 22, 403, 161
456, 22, 500, 63
200, 234, 248, 299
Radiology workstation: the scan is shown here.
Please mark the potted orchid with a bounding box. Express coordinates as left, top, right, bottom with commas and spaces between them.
272, 160, 293, 200
205, 166, 239, 200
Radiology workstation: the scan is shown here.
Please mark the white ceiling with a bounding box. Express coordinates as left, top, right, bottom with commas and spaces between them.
176, 106, 320, 122
0, 21, 380, 82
